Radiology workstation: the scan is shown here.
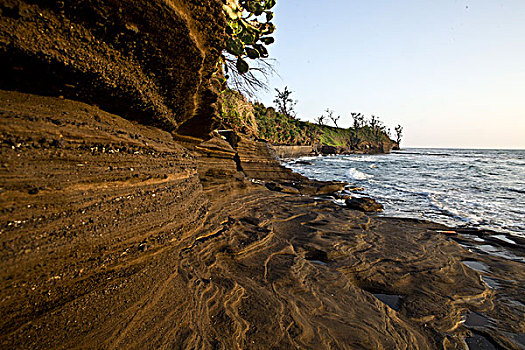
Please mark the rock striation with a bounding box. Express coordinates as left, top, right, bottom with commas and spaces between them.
1, 1, 524, 349
0, 90, 209, 347
0, 0, 225, 134
271, 145, 315, 159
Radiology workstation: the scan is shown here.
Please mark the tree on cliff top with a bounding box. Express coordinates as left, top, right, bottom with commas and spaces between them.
395, 124, 403, 145
273, 86, 297, 119
352, 112, 365, 129
327, 110, 340, 128
314, 114, 326, 126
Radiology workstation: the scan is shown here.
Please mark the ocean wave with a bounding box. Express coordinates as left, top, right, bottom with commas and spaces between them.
325, 158, 351, 163
289, 151, 525, 236
347, 168, 373, 180
507, 187, 525, 194
376, 183, 443, 198
296, 156, 320, 161
393, 151, 453, 157
428, 194, 483, 224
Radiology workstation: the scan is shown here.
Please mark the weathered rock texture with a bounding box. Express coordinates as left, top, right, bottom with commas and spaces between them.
2, 83, 525, 350
273, 145, 315, 158
1, 1, 525, 349
236, 136, 305, 181
0, 0, 225, 134
0, 90, 208, 347
345, 196, 384, 212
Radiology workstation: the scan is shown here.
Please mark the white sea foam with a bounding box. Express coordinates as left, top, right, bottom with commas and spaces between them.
328, 158, 351, 163
289, 149, 525, 238
347, 168, 373, 180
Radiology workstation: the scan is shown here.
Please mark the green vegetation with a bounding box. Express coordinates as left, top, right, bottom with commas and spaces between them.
219, 89, 259, 137
273, 86, 297, 119
219, 88, 399, 152
223, 0, 276, 71
254, 103, 316, 145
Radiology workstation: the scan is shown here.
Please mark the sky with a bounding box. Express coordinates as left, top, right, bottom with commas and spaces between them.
255, 0, 525, 149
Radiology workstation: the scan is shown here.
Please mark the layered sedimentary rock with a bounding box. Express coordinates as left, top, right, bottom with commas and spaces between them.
195, 135, 240, 180
0, 90, 208, 347
1, 1, 525, 349
0, 0, 225, 134
273, 145, 315, 158
236, 136, 306, 181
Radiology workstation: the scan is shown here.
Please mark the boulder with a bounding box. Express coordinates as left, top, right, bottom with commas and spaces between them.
345, 197, 384, 212
316, 182, 346, 195
295, 181, 346, 196
320, 145, 341, 155
346, 187, 365, 192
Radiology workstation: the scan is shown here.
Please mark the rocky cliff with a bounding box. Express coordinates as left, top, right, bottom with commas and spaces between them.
1, 2, 524, 349
0, 0, 224, 135
219, 89, 397, 154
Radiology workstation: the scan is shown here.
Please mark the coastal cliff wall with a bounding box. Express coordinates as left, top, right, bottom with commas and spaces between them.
1, 2, 523, 349
0, 1, 227, 346
0, 0, 225, 135
219, 89, 397, 154
273, 145, 315, 158
0, 91, 210, 347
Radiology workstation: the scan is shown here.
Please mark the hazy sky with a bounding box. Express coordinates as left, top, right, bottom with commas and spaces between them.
256, 0, 525, 149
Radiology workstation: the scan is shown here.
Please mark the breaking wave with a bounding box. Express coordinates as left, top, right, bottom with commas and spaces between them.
347, 167, 373, 180
286, 148, 525, 238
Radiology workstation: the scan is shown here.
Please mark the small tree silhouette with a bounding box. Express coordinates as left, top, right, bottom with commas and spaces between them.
314, 114, 326, 126
395, 125, 403, 145
369, 115, 378, 130
351, 112, 364, 129
326, 109, 340, 128
273, 86, 297, 119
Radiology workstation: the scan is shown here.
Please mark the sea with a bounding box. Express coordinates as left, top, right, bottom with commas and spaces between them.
283, 148, 525, 239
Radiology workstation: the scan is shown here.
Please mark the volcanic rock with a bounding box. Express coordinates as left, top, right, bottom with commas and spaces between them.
345, 196, 384, 212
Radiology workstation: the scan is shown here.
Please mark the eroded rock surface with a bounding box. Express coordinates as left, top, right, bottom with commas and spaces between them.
0, 0, 225, 133
345, 196, 384, 212
1, 91, 525, 349
1, 1, 524, 348
0, 90, 209, 348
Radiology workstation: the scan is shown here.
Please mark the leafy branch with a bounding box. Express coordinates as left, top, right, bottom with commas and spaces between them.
223, 0, 276, 75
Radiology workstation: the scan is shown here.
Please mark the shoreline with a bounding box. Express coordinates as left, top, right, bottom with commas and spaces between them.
281, 151, 525, 240
1, 1, 523, 347
0, 90, 524, 348
273, 145, 395, 159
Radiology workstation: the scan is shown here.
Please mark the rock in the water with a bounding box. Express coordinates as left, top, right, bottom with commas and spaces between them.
320, 145, 342, 155
296, 181, 346, 195
346, 186, 364, 192
345, 197, 384, 212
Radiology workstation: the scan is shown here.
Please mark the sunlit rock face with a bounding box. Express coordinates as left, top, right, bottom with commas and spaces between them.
0, 0, 225, 134
1, 1, 525, 349
0, 90, 210, 348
